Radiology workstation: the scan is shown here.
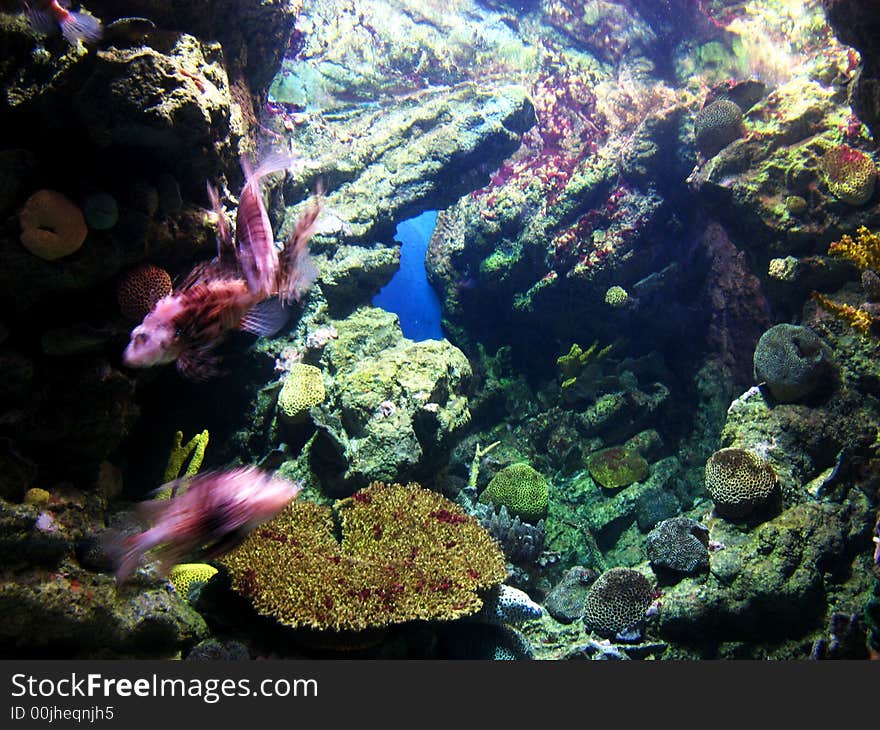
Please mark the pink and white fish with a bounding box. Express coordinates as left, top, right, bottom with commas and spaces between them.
123, 154, 320, 380
107, 466, 302, 583
20, 0, 103, 44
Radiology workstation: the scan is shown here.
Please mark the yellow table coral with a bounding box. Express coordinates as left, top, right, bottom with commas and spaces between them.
220, 482, 506, 632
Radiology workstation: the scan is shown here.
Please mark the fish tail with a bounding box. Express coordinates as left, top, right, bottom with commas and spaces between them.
24, 5, 58, 36
245, 152, 294, 184
236, 153, 291, 299
278, 189, 322, 305
59, 10, 103, 44
102, 530, 147, 584
206, 181, 234, 261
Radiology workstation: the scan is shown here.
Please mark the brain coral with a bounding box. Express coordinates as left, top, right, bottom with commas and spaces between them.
583, 568, 654, 639
586, 446, 649, 489
694, 99, 744, 158
479, 463, 549, 524
220, 481, 507, 632
820, 145, 877, 206
646, 516, 710, 575
19, 190, 88, 260
277, 364, 326, 423
705, 448, 777, 518
117, 263, 173, 321
753, 323, 830, 403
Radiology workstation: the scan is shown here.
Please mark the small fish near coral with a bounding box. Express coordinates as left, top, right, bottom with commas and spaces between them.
20, 0, 102, 44
122, 154, 321, 380
106, 466, 303, 584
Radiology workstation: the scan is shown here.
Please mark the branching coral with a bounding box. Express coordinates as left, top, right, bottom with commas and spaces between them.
161, 429, 210, 487
557, 340, 613, 388
220, 482, 507, 632
828, 226, 880, 271
812, 226, 880, 336
812, 292, 875, 335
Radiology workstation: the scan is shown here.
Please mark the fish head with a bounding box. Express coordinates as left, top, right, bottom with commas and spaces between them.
249, 474, 303, 521
123, 320, 179, 367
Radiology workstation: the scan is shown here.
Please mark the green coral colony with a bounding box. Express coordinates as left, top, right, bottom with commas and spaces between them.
2, 0, 880, 665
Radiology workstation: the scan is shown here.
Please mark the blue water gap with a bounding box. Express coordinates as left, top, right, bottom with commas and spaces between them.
372, 210, 444, 341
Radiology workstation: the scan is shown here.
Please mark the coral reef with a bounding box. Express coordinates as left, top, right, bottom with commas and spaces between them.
582, 568, 655, 640
116, 263, 172, 321
480, 505, 546, 566
694, 99, 745, 159
820, 145, 877, 206
704, 447, 778, 519
478, 463, 549, 524
161, 430, 209, 486
753, 323, 832, 402
19, 190, 87, 260
168, 563, 218, 603
220, 481, 507, 632
646, 517, 710, 577
277, 364, 326, 424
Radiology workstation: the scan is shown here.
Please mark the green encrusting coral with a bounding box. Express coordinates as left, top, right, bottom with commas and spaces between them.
220, 482, 507, 632
586, 446, 650, 489
478, 462, 549, 523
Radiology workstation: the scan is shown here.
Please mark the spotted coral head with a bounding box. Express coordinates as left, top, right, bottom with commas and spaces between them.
705, 447, 777, 519
820, 145, 877, 206
117, 263, 173, 321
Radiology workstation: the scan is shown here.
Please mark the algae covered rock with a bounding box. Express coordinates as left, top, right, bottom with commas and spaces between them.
479, 463, 550, 524
76, 35, 242, 184
0, 549, 207, 657
658, 497, 872, 645
545, 566, 599, 624
307, 308, 472, 496
279, 83, 535, 245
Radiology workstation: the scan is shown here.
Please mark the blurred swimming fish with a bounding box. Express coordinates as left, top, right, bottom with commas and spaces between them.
21, 0, 103, 44
108, 466, 302, 583
123, 154, 320, 380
